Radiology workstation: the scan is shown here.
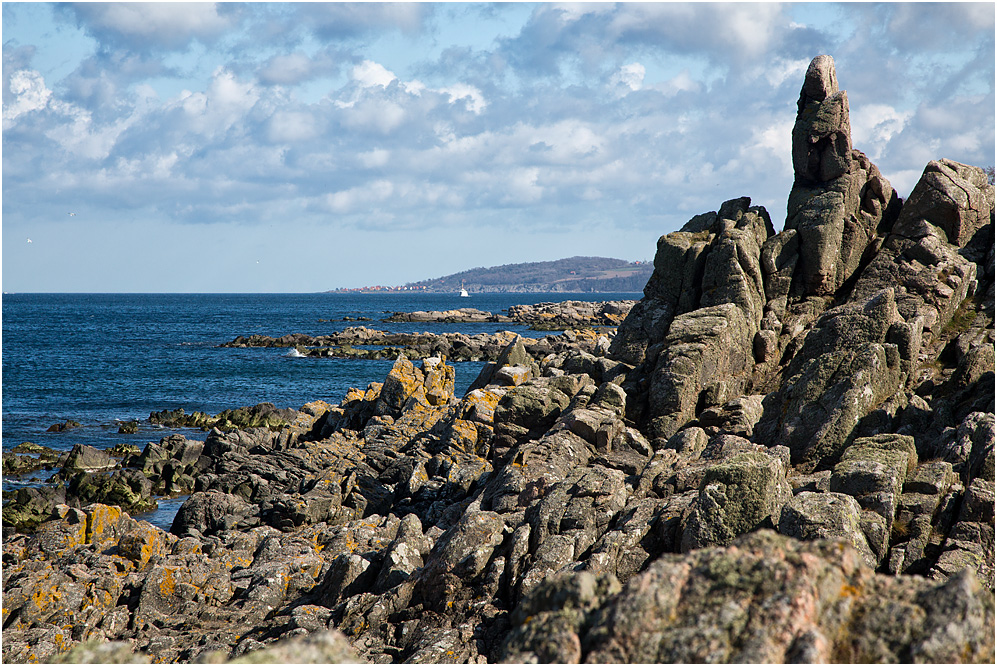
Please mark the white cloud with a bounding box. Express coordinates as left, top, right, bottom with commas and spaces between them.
359, 149, 391, 169
43, 101, 122, 160
71, 2, 233, 50
351, 60, 397, 88
603, 3, 788, 61
169, 68, 259, 136
404, 79, 427, 95
340, 98, 406, 135
883, 168, 924, 198
850, 103, 912, 160
612, 63, 645, 91
2, 1, 993, 293
259, 53, 314, 86
326, 179, 395, 214
751, 117, 795, 176
267, 110, 319, 143
439, 83, 487, 114
763, 58, 811, 88
652, 70, 700, 96
3, 70, 52, 126
506, 167, 543, 203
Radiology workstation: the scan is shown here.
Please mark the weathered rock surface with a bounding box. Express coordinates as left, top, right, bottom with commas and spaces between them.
3, 54, 994, 665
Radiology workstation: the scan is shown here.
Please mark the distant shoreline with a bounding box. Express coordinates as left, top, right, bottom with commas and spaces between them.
324, 288, 646, 294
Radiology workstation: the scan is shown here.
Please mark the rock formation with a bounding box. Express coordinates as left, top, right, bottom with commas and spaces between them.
3, 55, 994, 664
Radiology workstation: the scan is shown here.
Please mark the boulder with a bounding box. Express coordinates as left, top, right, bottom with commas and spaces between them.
171, 491, 255, 537
784, 56, 899, 301
646, 303, 755, 439
610, 198, 771, 372
900, 159, 994, 247
578, 530, 994, 663
680, 451, 792, 551
500, 569, 622, 663
830, 434, 918, 527
68, 468, 157, 515
62, 444, 115, 472
778, 491, 878, 566
415, 508, 507, 612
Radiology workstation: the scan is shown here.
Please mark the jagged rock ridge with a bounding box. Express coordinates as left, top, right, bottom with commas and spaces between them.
2, 55, 993, 664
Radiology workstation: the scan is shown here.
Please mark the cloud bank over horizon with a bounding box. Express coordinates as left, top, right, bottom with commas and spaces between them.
3, 2, 994, 292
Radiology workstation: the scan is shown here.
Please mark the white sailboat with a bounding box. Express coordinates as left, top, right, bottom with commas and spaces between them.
460, 281, 470, 297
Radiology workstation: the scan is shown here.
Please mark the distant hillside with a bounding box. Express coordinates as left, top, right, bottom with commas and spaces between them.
407, 256, 653, 293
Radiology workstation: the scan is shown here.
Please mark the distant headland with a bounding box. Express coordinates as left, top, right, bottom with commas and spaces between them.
327, 256, 652, 293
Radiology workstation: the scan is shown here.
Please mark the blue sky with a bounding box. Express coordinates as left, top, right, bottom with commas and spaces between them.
3, 2, 994, 292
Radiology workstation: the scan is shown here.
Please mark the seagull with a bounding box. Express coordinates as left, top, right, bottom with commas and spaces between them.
26, 238, 32, 243
67, 212, 76, 217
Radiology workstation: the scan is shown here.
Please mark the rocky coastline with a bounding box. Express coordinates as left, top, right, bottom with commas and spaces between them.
223, 327, 614, 362
381, 301, 635, 330
2, 56, 995, 664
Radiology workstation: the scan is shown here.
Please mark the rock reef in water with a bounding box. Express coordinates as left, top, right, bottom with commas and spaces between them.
224, 327, 615, 362
2, 55, 994, 664
381, 301, 635, 329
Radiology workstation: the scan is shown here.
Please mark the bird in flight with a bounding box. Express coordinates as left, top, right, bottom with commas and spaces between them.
68, 212, 76, 217
26, 238, 32, 243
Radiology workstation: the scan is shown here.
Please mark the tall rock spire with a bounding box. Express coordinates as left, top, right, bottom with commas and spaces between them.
792, 54, 853, 184
784, 54, 897, 298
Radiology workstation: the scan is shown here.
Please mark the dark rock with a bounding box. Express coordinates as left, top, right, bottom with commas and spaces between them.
46, 420, 81, 433
117, 420, 140, 434
62, 444, 115, 472
171, 491, 255, 537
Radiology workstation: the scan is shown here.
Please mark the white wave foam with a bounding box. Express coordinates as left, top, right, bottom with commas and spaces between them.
286, 348, 307, 358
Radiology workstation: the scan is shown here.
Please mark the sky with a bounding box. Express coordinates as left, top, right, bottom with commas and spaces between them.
2, 2, 994, 293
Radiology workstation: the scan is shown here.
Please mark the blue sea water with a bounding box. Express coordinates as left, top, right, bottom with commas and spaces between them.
2, 292, 638, 528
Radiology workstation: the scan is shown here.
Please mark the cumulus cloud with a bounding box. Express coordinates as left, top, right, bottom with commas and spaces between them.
3, 1, 993, 255
505, 2, 795, 76
612, 63, 645, 91
267, 110, 320, 143
65, 2, 236, 51
439, 83, 487, 114
351, 60, 397, 88
258, 53, 316, 86
3, 70, 52, 126
850, 103, 913, 160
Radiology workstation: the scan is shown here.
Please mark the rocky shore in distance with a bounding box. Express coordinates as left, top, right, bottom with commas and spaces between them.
223, 327, 615, 362
382, 300, 635, 329
2, 56, 995, 664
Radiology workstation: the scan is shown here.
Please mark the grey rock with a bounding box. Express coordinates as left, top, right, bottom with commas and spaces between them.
62, 444, 115, 472
579, 530, 994, 664
500, 569, 621, 664
778, 492, 878, 566
680, 451, 792, 552
756, 290, 907, 470
171, 491, 255, 537
646, 303, 754, 439
830, 434, 918, 525
900, 159, 994, 247
415, 508, 506, 612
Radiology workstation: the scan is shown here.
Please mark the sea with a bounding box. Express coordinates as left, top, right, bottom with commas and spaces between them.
2, 292, 640, 529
